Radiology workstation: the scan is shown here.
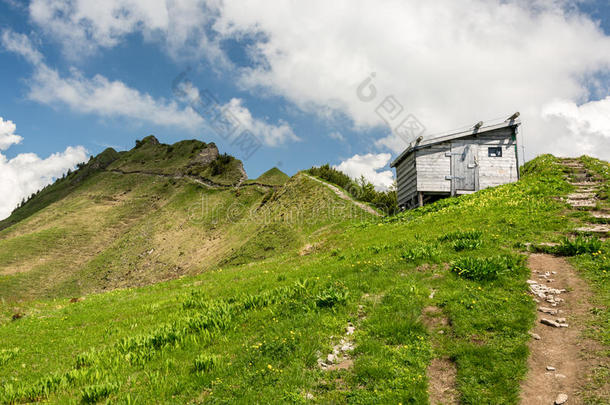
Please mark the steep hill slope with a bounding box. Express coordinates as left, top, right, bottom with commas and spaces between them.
0, 138, 374, 301
0, 155, 607, 404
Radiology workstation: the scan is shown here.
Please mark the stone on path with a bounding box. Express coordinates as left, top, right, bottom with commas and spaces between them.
546, 366, 556, 371
528, 332, 541, 340
554, 393, 568, 404
538, 307, 557, 315
541, 318, 561, 328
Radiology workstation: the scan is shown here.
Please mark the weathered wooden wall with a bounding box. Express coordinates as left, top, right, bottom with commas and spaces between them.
395, 152, 417, 206
471, 129, 519, 189
415, 142, 451, 192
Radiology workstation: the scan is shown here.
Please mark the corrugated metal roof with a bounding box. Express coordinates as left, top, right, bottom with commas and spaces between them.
390, 117, 520, 168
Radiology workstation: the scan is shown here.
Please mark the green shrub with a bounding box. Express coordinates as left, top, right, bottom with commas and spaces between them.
451, 255, 521, 281
306, 165, 398, 214
193, 354, 221, 372
210, 153, 234, 176
555, 236, 602, 256
452, 238, 482, 251
0, 348, 19, 366
75, 350, 96, 369
80, 382, 119, 403
315, 283, 348, 308
402, 244, 440, 262
439, 230, 482, 242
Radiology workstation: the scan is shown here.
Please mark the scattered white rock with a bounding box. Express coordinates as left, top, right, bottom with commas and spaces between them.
555, 374, 566, 379
555, 393, 568, 404
538, 307, 558, 315
305, 392, 314, 400
341, 340, 354, 352
529, 332, 541, 340
546, 366, 556, 371
319, 323, 357, 370
541, 318, 561, 328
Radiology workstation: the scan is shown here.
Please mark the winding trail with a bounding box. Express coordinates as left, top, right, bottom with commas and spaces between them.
106, 168, 274, 190
107, 169, 381, 217
521, 159, 608, 404
303, 174, 381, 217
521, 254, 597, 405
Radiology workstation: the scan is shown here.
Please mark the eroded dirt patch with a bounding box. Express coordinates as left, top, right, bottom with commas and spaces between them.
427, 357, 458, 405
422, 305, 457, 404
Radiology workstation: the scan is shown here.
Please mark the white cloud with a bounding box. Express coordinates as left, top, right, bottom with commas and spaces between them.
0, 117, 88, 220
207, 0, 610, 160
221, 98, 299, 146
3, 29, 300, 147
28, 0, 226, 63
1, 30, 43, 65
28, 64, 205, 130
2, 29, 204, 130
540, 96, 610, 156
542, 96, 610, 137
334, 153, 394, 191
0, 117, 23, 151
329, 131, 346, 142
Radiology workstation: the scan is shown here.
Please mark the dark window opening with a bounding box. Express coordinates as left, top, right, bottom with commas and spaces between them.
488, 147, 502, 157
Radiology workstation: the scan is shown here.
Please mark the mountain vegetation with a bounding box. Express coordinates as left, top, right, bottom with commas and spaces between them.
0, 139, 608, 404
305, 164, 398, 214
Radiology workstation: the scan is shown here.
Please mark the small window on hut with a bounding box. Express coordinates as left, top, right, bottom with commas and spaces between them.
488, 147, 502, 157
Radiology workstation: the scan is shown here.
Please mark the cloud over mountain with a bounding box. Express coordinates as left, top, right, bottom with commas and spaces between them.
0, 117, 88, 220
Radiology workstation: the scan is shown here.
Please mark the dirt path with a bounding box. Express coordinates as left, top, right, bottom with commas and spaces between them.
521, 254, 599, 405
303, 174, 381, 217
563, 159, 609, 238
427, 358, 458, 405
422, 305, 458, 405
522, 159, 607, 404
106, 168, 273, 190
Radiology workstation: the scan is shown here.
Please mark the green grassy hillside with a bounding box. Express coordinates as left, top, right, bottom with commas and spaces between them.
249, 167, 290, 186
0, 139, 372, 302
0, 154, 608, 404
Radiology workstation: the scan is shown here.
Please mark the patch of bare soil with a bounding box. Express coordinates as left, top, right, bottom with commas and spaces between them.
427, 357, 458, 405
521, 254, 605, 405
422, 306, 458, 404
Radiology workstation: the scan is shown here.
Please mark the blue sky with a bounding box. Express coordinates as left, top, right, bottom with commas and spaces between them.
1, 0, 610, 218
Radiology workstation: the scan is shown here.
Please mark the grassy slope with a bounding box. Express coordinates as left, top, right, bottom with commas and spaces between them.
248, 167, 290, 186
2, 155, 607, 404
0, 171, 363, 302
0, 138, 363, 302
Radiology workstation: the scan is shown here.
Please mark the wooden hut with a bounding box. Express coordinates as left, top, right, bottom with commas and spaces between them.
390, 114, 521, 209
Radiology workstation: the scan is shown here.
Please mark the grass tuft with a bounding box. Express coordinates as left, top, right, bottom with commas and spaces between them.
451, 255, 523, 281
193, 354, 221, 373
556, 236, 603, 256
80, 382, 119, 403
